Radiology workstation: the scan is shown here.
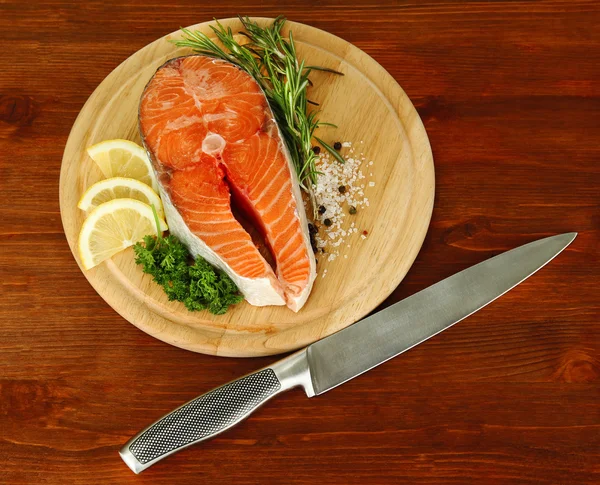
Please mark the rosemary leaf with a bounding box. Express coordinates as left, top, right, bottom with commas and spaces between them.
314, 136, 346, 164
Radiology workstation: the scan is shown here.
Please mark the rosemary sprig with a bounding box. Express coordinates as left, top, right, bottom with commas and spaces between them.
173, 16, 343, 196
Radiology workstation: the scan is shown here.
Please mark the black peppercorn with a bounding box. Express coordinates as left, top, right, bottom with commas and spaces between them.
312, 146, 321, 154
338, 185, 346, 194
324, 218, 332, 227
333, 141, 342, 150
318, 205, 326, 214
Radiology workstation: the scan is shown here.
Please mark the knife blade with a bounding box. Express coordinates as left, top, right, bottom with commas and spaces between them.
120, 232, 576, 473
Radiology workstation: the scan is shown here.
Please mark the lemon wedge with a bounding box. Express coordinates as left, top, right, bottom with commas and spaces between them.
78, 198, 168, 270
86, 139, 158, 191
78, 177, 164, 217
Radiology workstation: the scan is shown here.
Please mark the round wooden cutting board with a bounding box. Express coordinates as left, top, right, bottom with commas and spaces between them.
59, 18, 435, 357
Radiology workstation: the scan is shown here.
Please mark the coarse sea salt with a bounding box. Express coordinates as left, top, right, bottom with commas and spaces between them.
304, 141, 375, 265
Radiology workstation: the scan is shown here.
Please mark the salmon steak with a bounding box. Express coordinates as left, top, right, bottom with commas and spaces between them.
139, 55, 316, 311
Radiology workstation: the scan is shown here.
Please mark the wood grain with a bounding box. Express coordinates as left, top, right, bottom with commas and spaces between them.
58, 17, 435, 357
1, 0, 599, 483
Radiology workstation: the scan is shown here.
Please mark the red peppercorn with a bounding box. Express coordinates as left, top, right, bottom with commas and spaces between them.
362, 230, 368, 236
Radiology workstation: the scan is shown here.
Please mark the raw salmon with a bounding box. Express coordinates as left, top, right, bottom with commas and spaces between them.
139, 55, 316, 311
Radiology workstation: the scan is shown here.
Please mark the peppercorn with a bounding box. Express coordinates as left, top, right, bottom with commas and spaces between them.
312, 145, 321, 155
349, 206, 357, 215
324, 218, 332, 227
333, 141, 342, 150
318, 205, 326, 214
308, 223, 318, 252
362, 230, 368, 236
338, 185, 346, 194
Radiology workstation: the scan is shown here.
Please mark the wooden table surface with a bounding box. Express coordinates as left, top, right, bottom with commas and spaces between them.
1, 1, 599, 483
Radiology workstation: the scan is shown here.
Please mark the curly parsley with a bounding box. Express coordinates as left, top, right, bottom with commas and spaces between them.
133, 207, 243, 315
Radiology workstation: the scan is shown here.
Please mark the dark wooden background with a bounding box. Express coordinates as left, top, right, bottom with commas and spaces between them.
1, 1, 599, 483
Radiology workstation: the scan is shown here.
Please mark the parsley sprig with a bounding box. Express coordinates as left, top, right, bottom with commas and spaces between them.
133, 206, 243, 315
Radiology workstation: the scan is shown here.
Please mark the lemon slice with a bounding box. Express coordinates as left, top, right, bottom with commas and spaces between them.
78, 198, 168, 270
86, 139, 158, 191
78, 177, 164, 217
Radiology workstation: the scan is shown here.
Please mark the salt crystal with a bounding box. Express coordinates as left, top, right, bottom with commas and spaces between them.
369, 181, 375, 187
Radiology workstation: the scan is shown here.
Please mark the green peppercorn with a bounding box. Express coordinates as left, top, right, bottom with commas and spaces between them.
349, 206, 357, 215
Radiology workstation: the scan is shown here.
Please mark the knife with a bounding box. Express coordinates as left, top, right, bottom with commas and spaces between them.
119, 232, 576, 473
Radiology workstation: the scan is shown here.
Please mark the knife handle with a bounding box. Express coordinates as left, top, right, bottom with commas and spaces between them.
119, 350, 314, 474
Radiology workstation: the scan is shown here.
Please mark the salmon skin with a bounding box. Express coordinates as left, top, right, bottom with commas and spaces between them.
139, 55, 316, 311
